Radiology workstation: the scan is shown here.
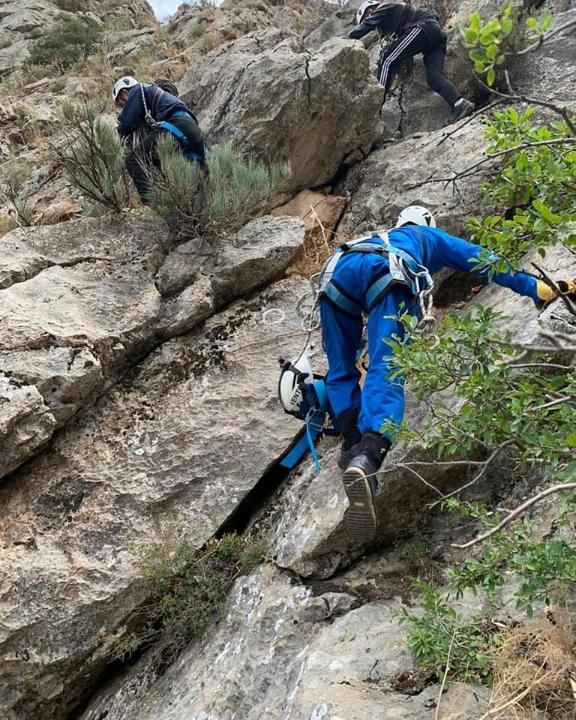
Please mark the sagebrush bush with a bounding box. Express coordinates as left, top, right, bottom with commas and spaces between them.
55, 101, 130, 213
148, 137, 289, 241
27, 15, 103, 70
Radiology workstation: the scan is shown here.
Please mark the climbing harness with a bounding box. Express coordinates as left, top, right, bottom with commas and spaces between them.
138, 85, 204, 163
317, 231, 435, 330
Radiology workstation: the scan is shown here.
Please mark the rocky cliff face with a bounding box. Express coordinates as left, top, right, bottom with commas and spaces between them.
0, 1, 575, 719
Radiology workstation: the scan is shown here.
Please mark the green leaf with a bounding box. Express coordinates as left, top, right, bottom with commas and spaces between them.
532, 199, 561, 224
468, 12, 481, 31
486, 43, 499, 60
486, 67, 496, 86
469, 48, 486, 62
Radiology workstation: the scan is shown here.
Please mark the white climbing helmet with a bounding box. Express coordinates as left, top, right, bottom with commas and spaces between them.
112, 75, 139, 102
396, 205, 437, 228
356, 0, 380, 25
278, 352, 313, 415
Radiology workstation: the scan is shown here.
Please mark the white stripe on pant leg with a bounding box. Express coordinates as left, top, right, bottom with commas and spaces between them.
379, 27, 423, 88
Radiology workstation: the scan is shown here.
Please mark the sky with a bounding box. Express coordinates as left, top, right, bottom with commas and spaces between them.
149, 0, 186, 20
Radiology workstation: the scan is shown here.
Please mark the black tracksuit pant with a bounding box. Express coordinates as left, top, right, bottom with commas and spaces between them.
378, 21, 462, 107
125, 113, 205, 201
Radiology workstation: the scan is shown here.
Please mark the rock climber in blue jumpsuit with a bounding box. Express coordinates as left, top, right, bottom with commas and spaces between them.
319, 205, 576, 540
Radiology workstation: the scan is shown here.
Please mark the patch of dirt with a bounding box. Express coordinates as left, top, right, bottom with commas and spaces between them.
391, 668, 437, 695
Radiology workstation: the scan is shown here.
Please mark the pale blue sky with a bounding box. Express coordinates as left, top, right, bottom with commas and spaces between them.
150, 0, 186, 20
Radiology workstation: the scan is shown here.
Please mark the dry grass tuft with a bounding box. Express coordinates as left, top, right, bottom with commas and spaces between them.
486, 616, 576, 719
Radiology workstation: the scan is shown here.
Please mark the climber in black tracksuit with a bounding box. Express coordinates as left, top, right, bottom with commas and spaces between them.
349, 1, 474, 123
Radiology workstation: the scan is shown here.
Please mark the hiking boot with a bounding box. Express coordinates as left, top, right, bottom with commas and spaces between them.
342, 432, 390, 543
337, 441, 361, 470
449, 98, 474, 124
335, 407, 361, 471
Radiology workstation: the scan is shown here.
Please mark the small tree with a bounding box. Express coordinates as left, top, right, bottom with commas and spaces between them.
54, 101, 130, 214
147, 138, 289, 241
27, 15, 103, 71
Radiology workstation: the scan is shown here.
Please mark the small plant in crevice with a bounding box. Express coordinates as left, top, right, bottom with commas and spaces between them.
113, 524, 264, 666
400, 580, 502, 683
147, 137, 289, 242
462, 4, 553, 87
0, 161, 35, 227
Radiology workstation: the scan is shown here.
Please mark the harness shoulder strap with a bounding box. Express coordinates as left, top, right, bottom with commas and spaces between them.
151, 87, 164, 118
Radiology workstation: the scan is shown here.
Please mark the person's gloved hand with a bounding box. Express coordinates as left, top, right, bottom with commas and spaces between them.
535, 278, 576, 307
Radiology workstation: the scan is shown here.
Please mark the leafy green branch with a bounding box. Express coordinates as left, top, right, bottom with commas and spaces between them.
462, 5, 553, 87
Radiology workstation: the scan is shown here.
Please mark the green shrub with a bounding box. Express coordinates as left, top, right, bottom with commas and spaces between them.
55, 100, 130, 213
0, 161, 35, 226
400, 581, 501, 682
148, 138, 289, 241
27, 15, 103, 70
114, 524, 264, 664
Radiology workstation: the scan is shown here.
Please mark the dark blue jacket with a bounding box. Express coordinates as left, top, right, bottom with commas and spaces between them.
117, 84, 198, 139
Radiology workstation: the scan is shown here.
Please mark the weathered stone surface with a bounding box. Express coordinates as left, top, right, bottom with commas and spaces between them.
0, 375, 56, 478
180, 33, 383, 193
0, 278, 310, 720
338, 117, 491, 238
514, 8, 576, 105
272, 189, 346, 250
0, 214, 303, 479
80, 565, 490, 720
155, 215, 305, 299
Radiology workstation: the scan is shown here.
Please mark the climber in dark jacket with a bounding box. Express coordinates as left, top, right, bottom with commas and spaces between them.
349, 1, 475, 123
113, 75, 206, 201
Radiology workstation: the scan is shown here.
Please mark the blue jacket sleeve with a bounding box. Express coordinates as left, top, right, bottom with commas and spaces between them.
117, 87, 145, 138
424, 228, 539, 302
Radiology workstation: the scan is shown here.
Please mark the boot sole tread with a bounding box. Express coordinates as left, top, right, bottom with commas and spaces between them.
342, 467, 377, 543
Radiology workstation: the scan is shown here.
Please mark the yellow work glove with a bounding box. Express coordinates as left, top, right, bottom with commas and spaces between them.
536, 278, 576, 306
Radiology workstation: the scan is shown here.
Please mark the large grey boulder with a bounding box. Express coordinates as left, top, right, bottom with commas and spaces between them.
80, 565, 490, 720
0, 213, 304, 479
180, 32, 383, 193
0, 278, 309, 720
155, 215, 305, 300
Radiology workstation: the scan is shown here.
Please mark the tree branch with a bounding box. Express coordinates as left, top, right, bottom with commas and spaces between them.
473, 72, 576, 135
428, 440, 517, 509
516, 17, 576, 56
531, 262, 576, 317
406, 138, 576, 190
452, 483, 576, 549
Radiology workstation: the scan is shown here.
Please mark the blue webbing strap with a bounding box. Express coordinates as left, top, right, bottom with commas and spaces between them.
322, 283, 363, 316
305, 410, 322, 474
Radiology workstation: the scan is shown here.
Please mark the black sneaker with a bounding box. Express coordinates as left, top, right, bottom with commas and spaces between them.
343, 453, 380, 543
449, 98, 474, 124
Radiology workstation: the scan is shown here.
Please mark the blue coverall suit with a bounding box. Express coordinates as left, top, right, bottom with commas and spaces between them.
320, 226, 540, 442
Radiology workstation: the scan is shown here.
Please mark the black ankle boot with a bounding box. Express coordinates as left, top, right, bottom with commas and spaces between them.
336, 408, 361, 470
